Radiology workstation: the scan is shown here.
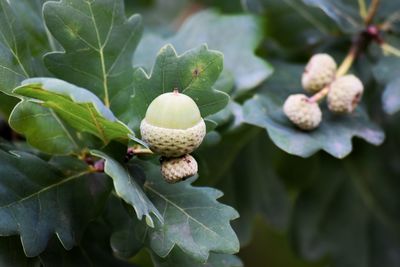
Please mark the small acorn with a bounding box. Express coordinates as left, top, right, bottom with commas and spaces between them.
283, 94, 322, 130
327, 75, 364, 114
302, 53, 337, 93
140, 90, 206, 158
161, 154, 198, 183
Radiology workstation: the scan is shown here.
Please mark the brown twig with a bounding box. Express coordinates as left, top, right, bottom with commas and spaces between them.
365, 0, 380, 25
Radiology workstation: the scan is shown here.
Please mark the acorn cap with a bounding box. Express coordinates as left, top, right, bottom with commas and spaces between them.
140, 91, 206, 157
283, 94, 322, 130
327, 75, 364, 114
161, 154, 198, 183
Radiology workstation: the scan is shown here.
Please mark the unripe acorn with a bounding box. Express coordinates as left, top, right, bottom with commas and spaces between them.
327, 74, 364, 114
161, 154, 198, 183
283, 94, 322, 130
140, 90, 206, 157
302, 53, 337, 93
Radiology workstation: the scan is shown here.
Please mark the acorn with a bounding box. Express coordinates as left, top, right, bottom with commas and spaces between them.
283, 94, 322, 130
302, 53, 337, 93
161, 154, 198, 183
327, 75, 364, 114
140, 90, 206, 158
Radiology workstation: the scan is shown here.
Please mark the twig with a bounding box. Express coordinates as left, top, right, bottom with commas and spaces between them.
365, 0, 380, 25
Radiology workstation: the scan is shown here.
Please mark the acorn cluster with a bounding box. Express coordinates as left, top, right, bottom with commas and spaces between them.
283, 53, 364, 130
140, 90, 205, 183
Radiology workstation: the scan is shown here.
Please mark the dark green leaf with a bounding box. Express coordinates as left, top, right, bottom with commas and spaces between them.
0, 0, 88, 154
43, 0, 142, 120
216, 132, 290, 245
130, 44, 229, 131
39, 222, 138, 267
302, 0, 363, 33
8, 0, 54, 57
290, 156, 400, 267
0, 0, 31, 94
373, 56, 400, 114
90, 150, 162, 227
0, 148, 111, 257
242, 61, 385, 158
134, 10, 272, 93
140, 162, 240, 262
151, 247, 243, 267
13, 78, 134, 145
242, 0, 335, 53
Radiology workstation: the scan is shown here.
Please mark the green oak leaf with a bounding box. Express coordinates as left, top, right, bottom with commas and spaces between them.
291, 156, 400, 267
140, 161, 240, 262
43, 0, 142, 119
0, 0, 88, 154
151, 248, 243, 267
214, 131, 290, 245
130, 44, 229, 131
134, 10, 272, 93
301, 0, 363, 33
242, 61, 385, 158
0, 93, 18, 118
373, 56, 400, 114
13, 78, 134, 145
8, 0, 54, 59
0, 147, 112, 257
242, 0, 335, 53
39, 222, 138, 267
0, 0, 32, 95
9, 101, 83, 155
90, 150, 162, 227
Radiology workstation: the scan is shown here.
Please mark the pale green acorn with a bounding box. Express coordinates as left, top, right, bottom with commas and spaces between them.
283, 94, 322, 130
302, 53, 337, 93
140, 90, 206, 157
161, 154, 198, 183
327, 74, 364, 114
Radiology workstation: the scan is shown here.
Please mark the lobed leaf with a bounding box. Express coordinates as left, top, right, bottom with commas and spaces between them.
13, 78, 133, 145
140, 162, 240, 262
90, 150, 163, 227
134, 10, 272, 93
9, 101, 83, 155
0, 147, 111, 257
242, 61, 385, 158
130, 44, 229, 131
43, 0, 142, 121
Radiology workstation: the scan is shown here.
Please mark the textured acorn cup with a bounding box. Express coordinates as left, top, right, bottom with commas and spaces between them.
327, 75, 364, 114
283, 94, 322, 130
161, 154, 198, 183
140, 91, 206, 157
302, 53, 337, 93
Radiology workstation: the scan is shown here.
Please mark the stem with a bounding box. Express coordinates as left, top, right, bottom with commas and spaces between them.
381, 43, 400, 57
365, 0, 380, 25
336, 46, 358, 77
132, 147, 153, 154
358, 0, 368, 19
